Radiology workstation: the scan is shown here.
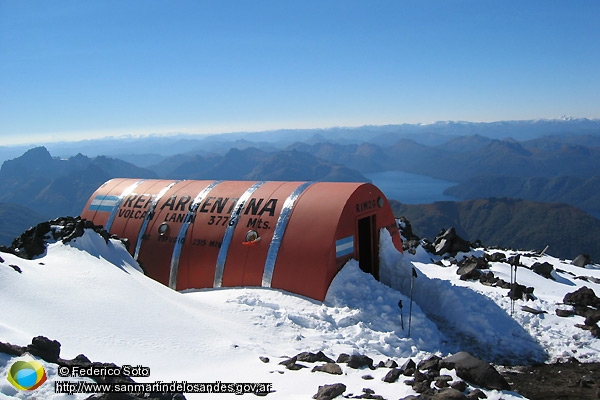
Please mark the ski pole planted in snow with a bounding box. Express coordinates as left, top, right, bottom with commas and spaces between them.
408, 267, 418, 337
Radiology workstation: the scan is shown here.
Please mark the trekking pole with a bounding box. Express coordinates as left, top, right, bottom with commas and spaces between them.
408, 267, 417, 337
398, 300, 404, 330
510, 261, 514, 316
512, 263, 518, 315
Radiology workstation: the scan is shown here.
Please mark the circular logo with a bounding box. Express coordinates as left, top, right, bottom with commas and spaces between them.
7, 359, 47, 391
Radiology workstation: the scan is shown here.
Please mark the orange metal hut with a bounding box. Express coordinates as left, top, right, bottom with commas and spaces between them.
81, 179, 403, 301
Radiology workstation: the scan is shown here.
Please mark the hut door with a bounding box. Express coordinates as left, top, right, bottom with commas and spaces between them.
357, 215, 379, 280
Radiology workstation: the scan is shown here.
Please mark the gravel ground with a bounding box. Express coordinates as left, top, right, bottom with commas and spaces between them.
500, 361, 600, 400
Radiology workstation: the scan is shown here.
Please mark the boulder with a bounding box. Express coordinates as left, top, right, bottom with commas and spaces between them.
336, 353, 351, 363
2, 217, 116, 260
382, 368, 402, 383
0, 341, 25, 357
479, 271, 499, 286
572, 254, 592, 267
441, 352, 510, 391
381, 358, 398, 368
451, 380, 467, 392
398, 217, 421, 255
486, 252, 506, 262
346, 354, 374, 369
508, 283, 535, 301
313, 383, 346, 400
432, 388, 468, 399
434, 375, 454, 388
467, 388, 487, 399
296, 351, 335, 363
26, 336, 61, 363
563, 287, 600, 308
312, 363, 342, 375
433, 227, 471, 256
418, 355, 442, 371
531, 262, 555, 280
400, 358, 417, 376
556, 309, 576, 317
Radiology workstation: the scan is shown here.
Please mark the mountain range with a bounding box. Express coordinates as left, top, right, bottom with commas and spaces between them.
0, 118, 598, 260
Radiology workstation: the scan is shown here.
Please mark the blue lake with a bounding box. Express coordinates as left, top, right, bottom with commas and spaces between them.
363, 170, 458, 204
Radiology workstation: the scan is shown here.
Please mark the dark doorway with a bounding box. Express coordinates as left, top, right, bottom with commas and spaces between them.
357, 215, 379, 280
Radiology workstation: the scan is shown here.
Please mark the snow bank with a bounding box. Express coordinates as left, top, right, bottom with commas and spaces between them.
2, 228, 599, 399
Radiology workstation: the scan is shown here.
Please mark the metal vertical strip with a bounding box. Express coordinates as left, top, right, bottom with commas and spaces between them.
168, 180, 223, 290
213, 181, 266, 288
134, 180, 181, 260
262, 182, 313, 287
105, 180, 147, 232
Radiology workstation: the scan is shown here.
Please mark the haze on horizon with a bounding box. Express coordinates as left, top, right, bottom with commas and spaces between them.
1, 1, 599, 146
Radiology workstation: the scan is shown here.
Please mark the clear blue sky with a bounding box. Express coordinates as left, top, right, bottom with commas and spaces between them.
1, 0, 599, 145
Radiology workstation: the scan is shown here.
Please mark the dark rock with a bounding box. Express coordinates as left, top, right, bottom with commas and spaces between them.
414, 369, 430, 383
521, 306, 547, 315
495, 278, 512, 289
26, 336, 61, 363
572, 254, 592, 267
508, 283, 535, 301
466, 388, 487, 399
531, 262, 555, 280
478, 271, 498, 286
279, 357, 297, 367
259, 356, 270, 363
418, 355, 442, 371
8, 264, 22, 273
400, 358, 417, 376
457, 256, 489, 280
398, 217, 419, 241
507, 254, 521, 266
564, 286, 600, 308
433, 227, 471, 256
434, 375, 454, 388
312, 363, 342, 375
362, 374, 374, 380
347, 354, 374, 369
451, 380, 467, 392
432, 388, 468, 399
457, 255, 489, 270
2, 216, 117, 260
296, 351, 335, 363
412, 379, 432, 393
0, 341, 25, 356
354, 388, 386, 400
279, 356, 307, 370
313, 383, 346, 400
382, 358, 398, 368
336, 353, 351, 364
442, 352, 510, 391
575, 305, 600, 321
382, 368, 402, 383
59, 353, 92, 368
486, 252, 506, 262
286, 363, 307, 370
289, 362, 308, 371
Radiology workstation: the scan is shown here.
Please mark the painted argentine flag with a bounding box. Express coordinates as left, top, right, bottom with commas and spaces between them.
89, 195, 119, 212
335, 236, 354, 258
